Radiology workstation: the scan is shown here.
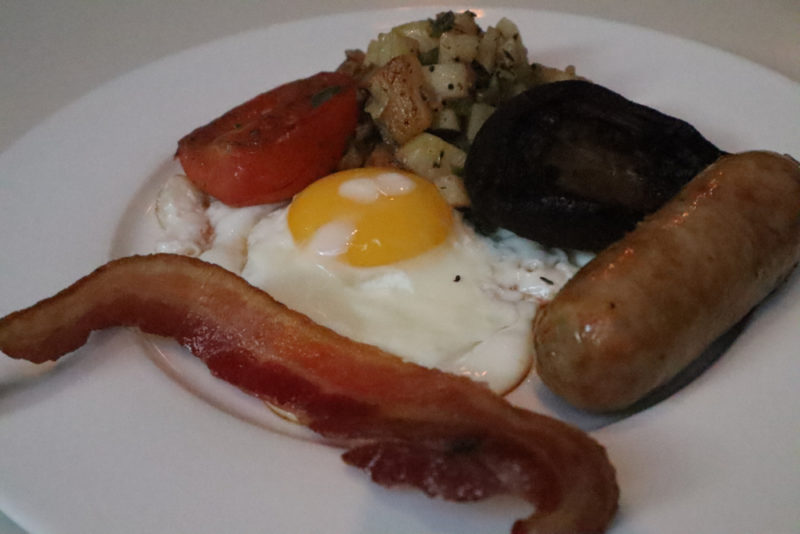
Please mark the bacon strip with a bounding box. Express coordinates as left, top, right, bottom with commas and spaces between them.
0, 254, 618, 533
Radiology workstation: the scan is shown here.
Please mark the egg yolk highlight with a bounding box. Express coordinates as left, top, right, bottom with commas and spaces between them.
288, 168, 453, 267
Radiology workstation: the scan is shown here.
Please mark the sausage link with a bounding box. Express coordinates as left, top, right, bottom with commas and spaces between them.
533, 151, 800, 412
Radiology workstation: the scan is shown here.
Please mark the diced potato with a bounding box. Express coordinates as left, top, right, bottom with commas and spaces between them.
364, 80, 389, 119
476, 26, 501, 72
438, 31, 480, 64
466, 102, 496, 142
451, 11, 480, 35
494, 17, 520, 40
498, 36, 528, 70
396, 132, 467, 181
366, 54, 433, 145
492, 17, 528, 71
431, 107, 461, 131
392, 20, 438, 53
353, 10, 583, 158
365, 31, 420, 67
432, 174, 470, 207
337, 49, 367, 78
423, 63, 473, 100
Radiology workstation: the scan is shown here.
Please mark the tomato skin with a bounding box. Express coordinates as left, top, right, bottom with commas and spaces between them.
176, 72, 360, 206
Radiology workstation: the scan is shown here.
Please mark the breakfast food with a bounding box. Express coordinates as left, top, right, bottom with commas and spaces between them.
157, 11, 591, 395
244, 168, 543, 393
0, 254, 619, 534
175, 72, 359, 206
335, 10, 581, 202
2, 8, 798, 534
534, 151, 800, 411
158, 9, 800, 417
157, 164, 587, 396
463, 80, 724, 250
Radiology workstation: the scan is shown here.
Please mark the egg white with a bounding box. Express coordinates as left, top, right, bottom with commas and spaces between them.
155, 173, 589, 394
243, 207, 535, 392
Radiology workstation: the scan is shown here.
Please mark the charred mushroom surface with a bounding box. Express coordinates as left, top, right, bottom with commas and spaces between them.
463, 80, 723, 250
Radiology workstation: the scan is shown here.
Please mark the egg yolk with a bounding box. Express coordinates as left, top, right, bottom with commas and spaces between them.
287, 168, 453, 267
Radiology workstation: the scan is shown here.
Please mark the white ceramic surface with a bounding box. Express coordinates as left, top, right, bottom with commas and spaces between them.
1, 8, 799, 534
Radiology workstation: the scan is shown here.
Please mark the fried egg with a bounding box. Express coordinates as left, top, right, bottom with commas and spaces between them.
156, 168, 588, 393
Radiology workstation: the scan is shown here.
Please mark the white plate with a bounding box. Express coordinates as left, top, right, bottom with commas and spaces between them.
1, 7, 799, 534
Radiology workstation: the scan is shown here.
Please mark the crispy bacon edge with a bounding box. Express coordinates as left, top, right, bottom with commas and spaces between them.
0, 254, 618, 533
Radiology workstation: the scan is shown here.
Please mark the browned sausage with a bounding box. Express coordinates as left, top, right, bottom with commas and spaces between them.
533, 151, 800, 412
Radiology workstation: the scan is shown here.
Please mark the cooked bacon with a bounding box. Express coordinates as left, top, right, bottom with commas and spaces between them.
0, 254, 618, 533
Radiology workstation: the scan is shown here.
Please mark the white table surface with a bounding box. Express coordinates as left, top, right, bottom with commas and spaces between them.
1, 1, 798, 532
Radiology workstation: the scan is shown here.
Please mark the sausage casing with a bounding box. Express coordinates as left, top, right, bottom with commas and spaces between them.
533, 151, 800, 412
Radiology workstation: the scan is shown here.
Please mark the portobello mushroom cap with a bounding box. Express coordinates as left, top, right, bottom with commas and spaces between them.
463, 80, 723, 250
